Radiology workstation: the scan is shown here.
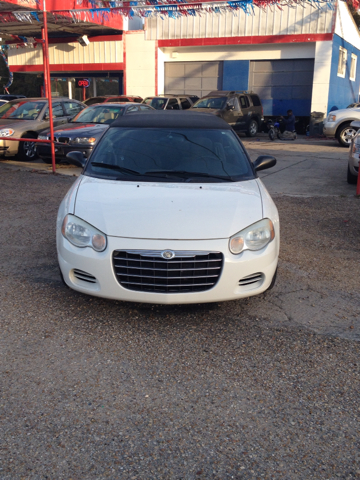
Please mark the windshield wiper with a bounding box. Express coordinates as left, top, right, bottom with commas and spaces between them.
90, 162, 141, 176
144, 170, 236, 182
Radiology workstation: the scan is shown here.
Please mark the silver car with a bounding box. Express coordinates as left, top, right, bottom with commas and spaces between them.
0, 97, 85, 160
323, 108, 360, 147
347, 120, 360, 184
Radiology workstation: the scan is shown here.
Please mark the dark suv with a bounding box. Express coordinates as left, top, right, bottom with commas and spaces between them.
142, 94, 199, 110
190, 91, 263, 137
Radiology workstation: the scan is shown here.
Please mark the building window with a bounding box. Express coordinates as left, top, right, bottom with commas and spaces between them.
337, 47, 347, 78
350, 54, 357, 81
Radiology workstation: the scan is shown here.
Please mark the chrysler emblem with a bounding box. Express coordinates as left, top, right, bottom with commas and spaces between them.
161, 250, 175, 260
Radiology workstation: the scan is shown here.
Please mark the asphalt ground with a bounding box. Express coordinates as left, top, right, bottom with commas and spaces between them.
0, 136, 359, 479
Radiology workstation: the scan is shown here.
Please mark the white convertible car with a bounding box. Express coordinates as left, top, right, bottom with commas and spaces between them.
57, 112, 280, 304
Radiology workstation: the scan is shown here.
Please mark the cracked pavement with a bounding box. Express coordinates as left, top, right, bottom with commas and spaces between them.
0, 137, 359, 479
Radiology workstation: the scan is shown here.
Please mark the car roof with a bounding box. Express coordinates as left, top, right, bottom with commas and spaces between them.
110, 111, 231, 129
88, 102, 143, 107
8, 97, 75, 103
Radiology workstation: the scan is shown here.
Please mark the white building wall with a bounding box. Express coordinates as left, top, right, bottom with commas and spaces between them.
145, 4, 334, 40
125, 32, 157, 97
8, 40, 123, 67
159, 42, 316, 65
311, 41, 333, 113
335, 0, 360, 49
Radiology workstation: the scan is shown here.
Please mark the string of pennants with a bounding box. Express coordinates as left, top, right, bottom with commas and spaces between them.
0, 0, 336, 23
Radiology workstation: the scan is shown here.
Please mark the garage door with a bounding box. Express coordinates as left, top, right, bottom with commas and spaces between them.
165, 62, 223, 98
249, 59, 314, 117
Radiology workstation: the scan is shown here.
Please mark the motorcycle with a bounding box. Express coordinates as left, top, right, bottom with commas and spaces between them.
267, 118, 297, 141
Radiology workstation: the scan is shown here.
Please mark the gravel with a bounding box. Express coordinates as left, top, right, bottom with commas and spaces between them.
0, 164, 359, 479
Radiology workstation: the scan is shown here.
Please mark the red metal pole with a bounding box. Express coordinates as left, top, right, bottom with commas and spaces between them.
42, 0, 56, 173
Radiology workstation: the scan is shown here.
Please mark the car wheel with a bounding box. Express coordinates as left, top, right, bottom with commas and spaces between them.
17, 133, 38, 161
246, 119, 258, 137
347, 164, 358, 184
337, 123, 357, 147
265, 268, 278, 292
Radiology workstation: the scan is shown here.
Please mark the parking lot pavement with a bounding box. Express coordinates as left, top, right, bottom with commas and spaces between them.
0, 140, 359, 479
243, 135, 356, 197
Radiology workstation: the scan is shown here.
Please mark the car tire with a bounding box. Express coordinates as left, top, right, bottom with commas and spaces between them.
347, 164, 358, 184
17, 133, 38, 161
59, 266, 69, 288
246, 119, 258, 137
337, 123, 357, 148
265, 268, 278, 292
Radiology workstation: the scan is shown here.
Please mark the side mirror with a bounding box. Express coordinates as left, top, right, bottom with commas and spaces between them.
66, 151, 86, 168
253, 155, 276, 172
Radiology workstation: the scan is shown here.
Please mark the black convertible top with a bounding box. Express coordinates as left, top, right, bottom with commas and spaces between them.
110, 111, 231, 129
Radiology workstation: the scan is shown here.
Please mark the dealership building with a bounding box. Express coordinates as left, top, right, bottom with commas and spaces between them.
2, 0, 360, 119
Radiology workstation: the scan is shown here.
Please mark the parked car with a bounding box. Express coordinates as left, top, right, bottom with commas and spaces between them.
37, 102, 155, 164
322, 107, 360, 147
347, 103, 360, 108
0, 97, 85, 160
58, 111, 279, 304
84, 95, 143, 106
347, 120, 360, 184
142, 94, 199, 110
190, 91, 264, 137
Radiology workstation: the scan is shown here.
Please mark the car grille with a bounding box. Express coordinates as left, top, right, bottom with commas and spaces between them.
57, 136, 70, 144
73, 269, 97, 284
239, 272, 264, 288
112, 250, 223, 293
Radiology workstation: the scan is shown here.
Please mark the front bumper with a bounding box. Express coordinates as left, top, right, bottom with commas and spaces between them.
37, 143, 93, 161
0, 139, 19, 157
349, 143, 360, 176
322, 123, 337, 138
57, 234, 279, 305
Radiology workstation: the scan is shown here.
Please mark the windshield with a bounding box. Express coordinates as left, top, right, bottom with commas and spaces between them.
0, 101, 45, 120
85, 127, 254, 183
192, 97, 227, 110
143, 98, 167, 110
72, 105, 125, 124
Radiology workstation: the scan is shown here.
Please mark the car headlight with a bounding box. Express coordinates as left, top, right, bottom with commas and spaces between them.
229, 218, 275, 255
38, 134, 48, 140
327, 114, 336, 122
61, 214, 107, 252
69, 137, 97, 145
0, 128, 15, 137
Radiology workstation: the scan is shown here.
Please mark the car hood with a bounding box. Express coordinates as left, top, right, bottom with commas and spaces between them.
326, 108, 360, 121
0, 118, 34, 129
73, 176, 263, 240
40, 123, 109, 137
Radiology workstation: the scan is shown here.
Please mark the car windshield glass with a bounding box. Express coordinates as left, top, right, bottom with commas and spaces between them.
192, 97, 227, 109
0, 101, 45, 120
71, 105, 125, 124
144, 98, 167, 110
85, 127, 254, 183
